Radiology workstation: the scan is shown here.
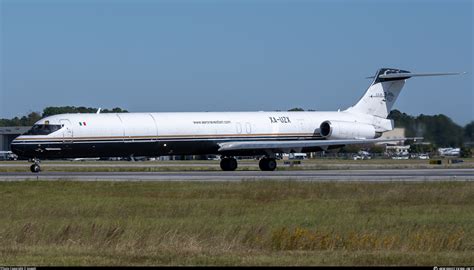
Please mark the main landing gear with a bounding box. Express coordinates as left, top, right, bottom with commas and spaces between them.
30, 159, 41, 173
219, 156, 278, 171
259, 157, 277, 171
220, 157, 238, 171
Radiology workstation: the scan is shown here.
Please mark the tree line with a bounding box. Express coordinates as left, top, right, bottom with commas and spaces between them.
387, 109, 473, 147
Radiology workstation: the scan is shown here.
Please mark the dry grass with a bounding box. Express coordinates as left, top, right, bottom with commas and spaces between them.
0, 181, 473, 265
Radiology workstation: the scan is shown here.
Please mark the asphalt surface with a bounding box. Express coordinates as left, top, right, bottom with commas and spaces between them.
0, 169, 473, 182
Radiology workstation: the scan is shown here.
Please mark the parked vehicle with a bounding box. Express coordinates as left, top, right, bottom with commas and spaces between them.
392, 155, 409, 160
353, 151, 371, 160
418, 154, 430, 160
0, 151, 18, 161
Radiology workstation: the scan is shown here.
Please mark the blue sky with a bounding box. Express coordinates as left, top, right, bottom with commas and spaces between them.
1, 0, 472, 125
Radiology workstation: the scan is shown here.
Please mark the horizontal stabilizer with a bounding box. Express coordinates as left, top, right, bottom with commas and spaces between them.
378, 72, 465, 79
350, 68, 465, 119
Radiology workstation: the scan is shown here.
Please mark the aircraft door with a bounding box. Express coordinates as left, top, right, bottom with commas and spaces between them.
60, 119, 73, 143
245, 122, 252, 134
236, 122, 242, 134
297, 119, 306, 137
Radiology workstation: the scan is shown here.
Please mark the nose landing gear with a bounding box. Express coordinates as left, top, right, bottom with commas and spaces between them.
30, 159, 41, 173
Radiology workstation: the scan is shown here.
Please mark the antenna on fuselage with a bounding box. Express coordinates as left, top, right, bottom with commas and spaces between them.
96, 108, 101, 114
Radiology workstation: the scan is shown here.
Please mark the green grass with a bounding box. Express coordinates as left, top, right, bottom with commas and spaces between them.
0, 181, 473, 266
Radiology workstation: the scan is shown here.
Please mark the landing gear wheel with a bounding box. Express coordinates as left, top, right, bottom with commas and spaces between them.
259, 158, 277, 171
259, 158, 267, 171
220, 157, 238, 171
30, 163, 41, 173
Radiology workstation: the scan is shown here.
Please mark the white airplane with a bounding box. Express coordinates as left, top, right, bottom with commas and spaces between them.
11, 68, 462, 173
438, 147, 461, 157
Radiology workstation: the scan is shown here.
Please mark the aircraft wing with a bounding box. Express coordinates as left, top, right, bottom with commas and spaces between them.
218, 138, 406, 152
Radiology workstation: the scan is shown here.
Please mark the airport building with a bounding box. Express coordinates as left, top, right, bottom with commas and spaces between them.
378, 128, 409, 156
379, 128, 406, 145
0, 126, 30, 151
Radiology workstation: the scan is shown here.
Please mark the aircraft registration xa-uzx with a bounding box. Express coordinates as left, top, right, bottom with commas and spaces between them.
11, 68, 462, 173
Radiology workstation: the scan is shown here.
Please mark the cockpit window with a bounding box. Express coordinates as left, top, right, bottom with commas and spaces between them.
24, 124, 63, 135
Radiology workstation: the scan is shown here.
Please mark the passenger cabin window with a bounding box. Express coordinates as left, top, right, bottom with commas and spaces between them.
24, 124, 63, 135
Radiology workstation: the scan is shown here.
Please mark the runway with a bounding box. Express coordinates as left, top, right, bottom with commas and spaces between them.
0, 168, 473, 182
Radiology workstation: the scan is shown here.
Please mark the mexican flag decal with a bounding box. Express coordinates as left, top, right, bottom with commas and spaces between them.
79, 122, 87, 126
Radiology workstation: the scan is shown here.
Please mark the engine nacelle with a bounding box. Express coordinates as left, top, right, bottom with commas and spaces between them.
320, 120, 376, 139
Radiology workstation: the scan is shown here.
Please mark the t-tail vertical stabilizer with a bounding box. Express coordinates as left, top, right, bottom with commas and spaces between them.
345, 68, 463, 119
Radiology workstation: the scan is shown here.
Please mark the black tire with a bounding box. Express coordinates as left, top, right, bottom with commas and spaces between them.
227, 158, 238, 171
30, 164, 41, 173
259, 158, 268, 171
266, 158, 277, 171
259, 158, 277, 171
220, 158, 228, 171
220, 157, 238, 171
